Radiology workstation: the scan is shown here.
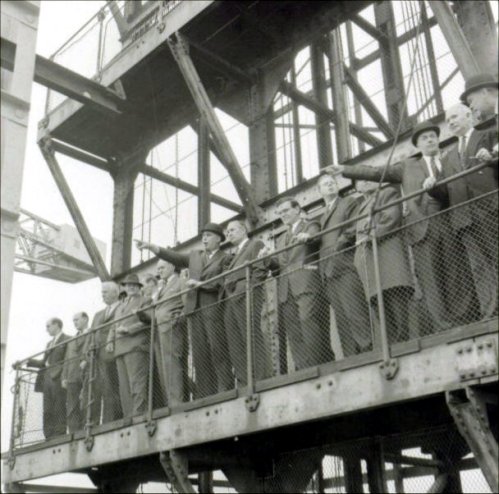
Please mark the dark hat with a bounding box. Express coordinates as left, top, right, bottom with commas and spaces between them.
411, 121, 440, 147
121, 273, 143, 287
460, 73, 499, 103
201, 222, 225, 241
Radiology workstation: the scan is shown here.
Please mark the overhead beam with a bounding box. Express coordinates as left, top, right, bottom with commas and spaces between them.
33, 55, 129, 115
351, 14, 386, 41
140, 164, 241, 213
50, 140, 113, 173
280, 80, 383, 147
428, 1, 481, 79
106, 0, 128, 38
186, 37, 254, 85
168, 32, 261, 225
39, 139, 111, 281
343, 63, 393, 139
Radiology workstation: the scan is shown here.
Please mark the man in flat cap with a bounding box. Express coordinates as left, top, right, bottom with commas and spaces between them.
333, 121, 453, 332
136, 223, 233, 398
107, 274, 151, 417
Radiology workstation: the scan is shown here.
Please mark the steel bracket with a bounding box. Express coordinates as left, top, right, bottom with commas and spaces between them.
146, 420, 157, 437
160, 450, 195, 494
455, 338, 497, 381
84, 433, 94, 452
379, 358, 399, 380
446, 386, 498, 492
7, 454, 16, 470
245, 394, 260, 412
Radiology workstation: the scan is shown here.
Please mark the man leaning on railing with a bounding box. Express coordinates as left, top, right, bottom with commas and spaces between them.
25, 318, 70, 439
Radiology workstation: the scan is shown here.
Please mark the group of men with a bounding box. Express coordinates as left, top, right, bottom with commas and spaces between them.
26, 73, 497, 441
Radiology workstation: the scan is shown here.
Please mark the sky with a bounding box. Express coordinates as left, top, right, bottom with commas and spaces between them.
1, 1, 497, 491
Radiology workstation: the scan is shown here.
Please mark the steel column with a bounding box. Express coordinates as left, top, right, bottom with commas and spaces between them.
290, 65, 304, 184
343, 457, 363, 493
327, 30, 352, 163
374, 2, 409, 130
168, 33, 261, 226
310, 39, 333, 169
452, 0, 498, 75
366, 440, 387, 494
39, 139, 110, 281
428, 1, 481, 79
110, 160, 140, 277
197, 116, 211, 230
249, 81, 278, 202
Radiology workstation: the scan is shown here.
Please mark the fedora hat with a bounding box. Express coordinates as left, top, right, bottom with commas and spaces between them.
411, 120, 440, 147
201, 222, 225, 241
460, 73, 499, 103
121, 273, 143, 287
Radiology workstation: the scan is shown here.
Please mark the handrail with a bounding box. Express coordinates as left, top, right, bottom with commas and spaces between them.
14, 159, 498, 366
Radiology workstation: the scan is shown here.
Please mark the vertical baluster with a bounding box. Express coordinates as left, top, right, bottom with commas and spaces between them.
245, 265, 255, 396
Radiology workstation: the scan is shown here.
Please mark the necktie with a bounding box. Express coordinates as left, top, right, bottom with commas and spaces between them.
429, 155, 439, 178
459, 136, 467, 168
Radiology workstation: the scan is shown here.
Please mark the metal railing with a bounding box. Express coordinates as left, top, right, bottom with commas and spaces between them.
8, 160, 498, 457
44, 0, 183, 113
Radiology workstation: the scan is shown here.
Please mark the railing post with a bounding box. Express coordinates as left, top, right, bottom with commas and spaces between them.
84, 332, 97, 451
245, 265, 259, 411
8, 368, 21, 469
370, 213, 399, 380
96, 8, 106, 77
146, 311, 157, 436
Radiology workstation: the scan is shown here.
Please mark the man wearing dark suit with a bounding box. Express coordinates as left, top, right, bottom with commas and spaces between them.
107, 274, 151, 418
27, 318, 70, 439
136, 223, 233, 398
429, 103, 498, 319
336, 121, 453, 332
260, 197, 333, 371
81, 282, 122, 424
354, 183, 414, 343
221, 220, 270, 385
138, 259, 187, 408
61, 312, 88, 433
316, 173, 372, 355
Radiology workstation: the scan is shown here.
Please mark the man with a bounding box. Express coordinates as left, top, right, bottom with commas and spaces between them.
136, 223, 233, 398
260, 197, 333, 371
335, 121, 453, 332
316, 173, 372, 355
61, 312, 88, 433
81, 282, 122, 424
429, 103, 498, 319
107, 274, 150, 418
353, 182, 413, 343
27, 318, 70, 439
221, 220, 270, 385
138, 259, 187, 408
143, 274, 159, 299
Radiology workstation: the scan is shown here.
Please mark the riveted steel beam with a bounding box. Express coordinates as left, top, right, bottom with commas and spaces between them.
168, 32, 262, 226
160, 450, 196, 494
39, 138, 111, 281
34, 55, 129, 115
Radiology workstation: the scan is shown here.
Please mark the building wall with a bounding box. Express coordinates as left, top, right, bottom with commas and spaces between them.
1, 0, 40, 391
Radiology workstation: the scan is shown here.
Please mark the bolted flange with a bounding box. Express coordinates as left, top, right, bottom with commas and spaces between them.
379, 358, 399, 379
245, 394, 260, 412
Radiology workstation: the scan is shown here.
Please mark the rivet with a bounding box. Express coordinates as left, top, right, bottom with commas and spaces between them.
486, 342, 492, 348
316, 383, 321, 389
466, 347, 472, 353
477, 344, 483, 350
328, 381, 333, 387
457, 348, 463, 355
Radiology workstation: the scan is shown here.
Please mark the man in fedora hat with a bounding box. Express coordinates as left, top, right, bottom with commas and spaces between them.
333, 120, 453, 332
136, 223, 234, 398
427, 103, 498, 320
106, 273, 151, 417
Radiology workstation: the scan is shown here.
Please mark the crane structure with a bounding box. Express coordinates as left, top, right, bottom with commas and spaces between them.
1, 1, 498, 493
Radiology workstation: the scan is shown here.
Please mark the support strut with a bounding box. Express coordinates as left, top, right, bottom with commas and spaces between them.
160, 450, 196, 494
446, 387, 498, 492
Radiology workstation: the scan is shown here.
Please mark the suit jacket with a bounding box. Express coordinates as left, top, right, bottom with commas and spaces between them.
157, 247, 228, 313
221, 238, 268, 299
61, 330, 86, 383
267, 219, 320, 304
319, 194, 362, 280
343, 158, 445, 245
28, 333, 71, 391
108, 294, 151, 357
431, 131, 498, 231
154, 274, 184, 332
87, 303, 120, 362
354, 186, 413, 299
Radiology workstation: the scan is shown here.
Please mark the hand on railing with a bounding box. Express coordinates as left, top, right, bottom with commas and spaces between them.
422, 176, 437, 191
105, 342, 114, 354
475, 147, 495, 162
61, 379, 68, 389
258, 245, 274, 258
185, 279, 202, 288
116, 325, 130, 335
